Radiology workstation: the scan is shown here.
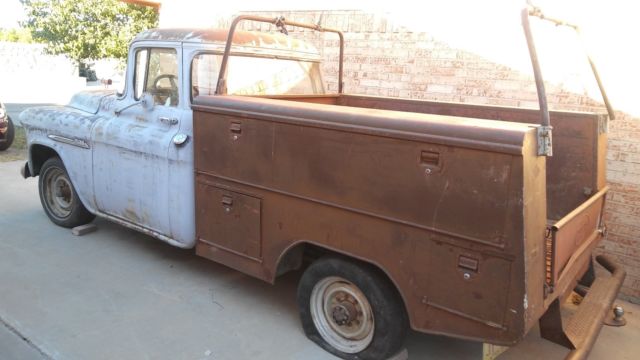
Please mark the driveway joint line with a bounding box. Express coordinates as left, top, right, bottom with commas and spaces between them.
0, 315, 55, 360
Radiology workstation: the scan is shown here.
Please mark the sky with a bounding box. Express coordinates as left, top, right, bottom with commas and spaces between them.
0, 0, 25, 28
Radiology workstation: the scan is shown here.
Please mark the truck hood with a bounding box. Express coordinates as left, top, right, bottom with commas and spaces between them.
67, 90, 117, 114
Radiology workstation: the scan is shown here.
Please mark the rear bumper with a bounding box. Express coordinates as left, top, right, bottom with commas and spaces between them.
540, 254, 626, 360
565, 255, 626, 360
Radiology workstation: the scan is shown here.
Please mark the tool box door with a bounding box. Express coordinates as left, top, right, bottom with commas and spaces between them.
196, 184, 262, 260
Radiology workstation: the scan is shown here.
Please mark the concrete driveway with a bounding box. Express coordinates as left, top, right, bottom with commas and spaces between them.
0, 160, 638, 360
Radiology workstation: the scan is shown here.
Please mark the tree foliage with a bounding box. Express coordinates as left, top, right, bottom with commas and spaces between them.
0, 28, 34, 43
21, 0, 158, 63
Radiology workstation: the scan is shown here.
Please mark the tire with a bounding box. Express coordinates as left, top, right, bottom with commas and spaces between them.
0, 116, 14, 151
297, 256, 408, 360
38, 157, 95, 228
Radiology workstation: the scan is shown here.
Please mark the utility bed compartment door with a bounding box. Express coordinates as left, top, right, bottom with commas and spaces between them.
196, 183, 262, 260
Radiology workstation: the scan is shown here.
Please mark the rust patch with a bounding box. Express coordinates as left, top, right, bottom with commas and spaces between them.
123, 207, 141, 224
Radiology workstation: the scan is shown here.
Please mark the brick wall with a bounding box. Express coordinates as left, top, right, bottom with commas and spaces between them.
605, 114, 640, 302
233, 10, 640, 302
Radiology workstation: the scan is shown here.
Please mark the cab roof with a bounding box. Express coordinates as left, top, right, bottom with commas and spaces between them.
134, 28, 320, 57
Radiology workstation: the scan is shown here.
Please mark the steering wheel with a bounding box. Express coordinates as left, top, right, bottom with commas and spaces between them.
152, 74, 178, 90
150, 74, 178, 105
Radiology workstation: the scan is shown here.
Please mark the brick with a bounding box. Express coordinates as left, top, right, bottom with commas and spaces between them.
398, 90, 411, 99
606, 211, 640, 227
606, 225, 640, 241
518, 101, 540, 109
605, 203, 640, 216
607, 170, 640, 184
607, 191, 640, 206
359, 79, 380, 87
608, 160, 640, 175
365, 87, 379, 95
427, 84, 454, 94
601, 240, 630, 257
609, 139, 640, 154
494, 80, 522, 90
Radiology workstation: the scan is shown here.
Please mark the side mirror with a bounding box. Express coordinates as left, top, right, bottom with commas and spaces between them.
114, 93, 155, 116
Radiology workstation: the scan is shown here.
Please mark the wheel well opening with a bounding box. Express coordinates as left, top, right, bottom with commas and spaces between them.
30, 145, 58, 176
275, 242, 331, 277
275, 242, 408, 319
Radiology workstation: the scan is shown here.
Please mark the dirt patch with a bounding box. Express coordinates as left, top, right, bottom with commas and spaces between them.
0, 126, 28, 162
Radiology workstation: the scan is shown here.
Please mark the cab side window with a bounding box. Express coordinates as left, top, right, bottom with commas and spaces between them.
134, 48, 179, 107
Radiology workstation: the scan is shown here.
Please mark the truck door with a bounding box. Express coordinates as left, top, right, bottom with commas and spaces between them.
91, 46, 181, 240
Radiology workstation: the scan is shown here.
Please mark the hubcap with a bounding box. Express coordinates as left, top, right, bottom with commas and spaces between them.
332, 301, 357, 325
44, 167, 73, 219
310, 276, 375, 354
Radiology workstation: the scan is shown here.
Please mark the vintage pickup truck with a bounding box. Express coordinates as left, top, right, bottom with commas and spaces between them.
20, 7, 625, 360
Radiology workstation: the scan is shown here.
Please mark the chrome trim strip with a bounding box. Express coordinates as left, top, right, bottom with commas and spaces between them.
47, 134, 90, 149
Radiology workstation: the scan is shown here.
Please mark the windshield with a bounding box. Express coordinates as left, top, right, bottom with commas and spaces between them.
192, 54, 325, 98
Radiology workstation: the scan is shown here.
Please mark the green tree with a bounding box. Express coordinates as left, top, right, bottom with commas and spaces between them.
21, 0, 158, 64
0, 28, 34, 43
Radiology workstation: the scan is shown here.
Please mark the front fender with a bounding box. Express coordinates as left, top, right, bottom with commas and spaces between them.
21, 106, 100, 215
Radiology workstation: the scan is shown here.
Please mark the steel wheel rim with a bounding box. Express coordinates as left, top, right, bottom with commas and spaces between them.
44, 167, 73, 219
310, 276, 375, 354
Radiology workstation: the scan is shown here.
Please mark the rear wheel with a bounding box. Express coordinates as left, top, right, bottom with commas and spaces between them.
38, 157, 95, 228
0, 116, 14, 151
297, 256, 408, 359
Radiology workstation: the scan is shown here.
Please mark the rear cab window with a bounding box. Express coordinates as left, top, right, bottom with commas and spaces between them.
191, 54, 325, 98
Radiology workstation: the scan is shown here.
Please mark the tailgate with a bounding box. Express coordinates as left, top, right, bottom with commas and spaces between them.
545, 186, 608, 293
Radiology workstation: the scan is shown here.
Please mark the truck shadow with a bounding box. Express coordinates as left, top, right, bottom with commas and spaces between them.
92, 218, 481, 359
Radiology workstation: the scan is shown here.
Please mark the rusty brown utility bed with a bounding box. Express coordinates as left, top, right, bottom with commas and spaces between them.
192, 92, 623, 355
189, 10, 625, 360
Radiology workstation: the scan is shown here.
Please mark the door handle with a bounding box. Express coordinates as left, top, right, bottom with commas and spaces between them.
230, 122, 242, 140
420, 150, 441, 175
159, 117, 178, 125
222, 195, 233, 213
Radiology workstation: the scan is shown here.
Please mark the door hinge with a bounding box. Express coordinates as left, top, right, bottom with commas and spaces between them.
537, 125, 553, 157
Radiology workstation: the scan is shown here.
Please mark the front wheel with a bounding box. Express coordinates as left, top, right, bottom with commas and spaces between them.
297, 256, 408, 360
38, 157, 95, 228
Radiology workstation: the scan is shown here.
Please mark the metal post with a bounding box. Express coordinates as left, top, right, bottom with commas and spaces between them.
525, 5, 615, 120
216, 15, 345, 95
522, 7, 553, 156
